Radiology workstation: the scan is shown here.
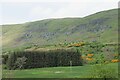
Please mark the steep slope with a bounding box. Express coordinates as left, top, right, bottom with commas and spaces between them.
2, 9, 118, 51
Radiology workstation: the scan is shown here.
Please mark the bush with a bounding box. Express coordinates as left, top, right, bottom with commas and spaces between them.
89, 64, 118, 78
79, 41, 104, 55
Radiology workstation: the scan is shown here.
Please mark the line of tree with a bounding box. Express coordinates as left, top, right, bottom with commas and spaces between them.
6, 49, 82, 70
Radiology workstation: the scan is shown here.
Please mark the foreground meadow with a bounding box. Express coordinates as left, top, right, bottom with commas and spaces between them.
2, 63, 118, 78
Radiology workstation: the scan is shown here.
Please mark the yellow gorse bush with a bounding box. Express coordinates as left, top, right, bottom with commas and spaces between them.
86, 58, 93, 61
87, 54, 94, 57
111, 59, 119, 63
67, 42, 85, 47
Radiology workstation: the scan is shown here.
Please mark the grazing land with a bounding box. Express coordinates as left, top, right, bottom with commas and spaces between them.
3, 63, 118, 78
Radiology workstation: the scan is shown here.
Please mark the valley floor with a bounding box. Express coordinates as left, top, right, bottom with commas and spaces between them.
2, 63, 118, 78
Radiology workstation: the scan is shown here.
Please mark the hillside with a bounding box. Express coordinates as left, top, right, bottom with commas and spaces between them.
2, 9, 118, 51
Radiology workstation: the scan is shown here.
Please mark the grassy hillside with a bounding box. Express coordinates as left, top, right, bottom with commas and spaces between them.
2, 9, 118, 51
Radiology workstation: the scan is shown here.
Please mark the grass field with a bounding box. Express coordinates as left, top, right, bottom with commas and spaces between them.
2, 63, 118, 78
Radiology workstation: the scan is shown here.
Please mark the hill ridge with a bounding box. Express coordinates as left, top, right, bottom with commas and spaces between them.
2, 8, 118, 51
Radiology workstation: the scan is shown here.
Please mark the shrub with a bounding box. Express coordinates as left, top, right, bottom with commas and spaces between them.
87, 54, 94, 57
111, 59, 119, 63
89, 65, 118, 78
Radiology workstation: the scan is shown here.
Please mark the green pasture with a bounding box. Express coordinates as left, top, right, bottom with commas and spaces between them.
2, 63, 118, 78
